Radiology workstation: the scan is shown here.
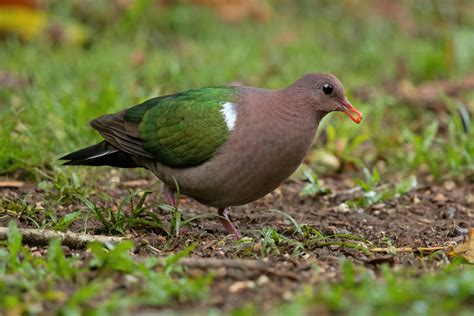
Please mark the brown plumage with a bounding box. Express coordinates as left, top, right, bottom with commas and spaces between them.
62, 73, 362, 239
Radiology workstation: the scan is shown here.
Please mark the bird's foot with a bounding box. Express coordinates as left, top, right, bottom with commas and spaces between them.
218, 208, 241, 240
163, 186, 177, 208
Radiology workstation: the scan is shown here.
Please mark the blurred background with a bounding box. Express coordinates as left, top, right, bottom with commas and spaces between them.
0, 0, 473, 180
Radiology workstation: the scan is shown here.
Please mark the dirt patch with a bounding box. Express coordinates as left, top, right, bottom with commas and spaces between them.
1, 170, 473, 312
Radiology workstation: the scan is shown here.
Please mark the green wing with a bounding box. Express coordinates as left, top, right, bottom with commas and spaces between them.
122, 86, 239, 168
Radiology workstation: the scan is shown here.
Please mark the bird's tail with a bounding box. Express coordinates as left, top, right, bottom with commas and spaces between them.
60, 141, 139, 168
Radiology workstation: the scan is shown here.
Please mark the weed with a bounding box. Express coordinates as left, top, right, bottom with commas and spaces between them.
35, 167, 92, 202
349, 168, 418, 208
399, 110, 474, 178
303, 227, 373, 256
401, 120, 441, 176
79, 191, 166, 235
242, 222, 373, 258
49, 211, 82, 231
6, 221, 22, 271
254, 227, 303, 257
299, 169, 331, 197
264, 209, 304, 237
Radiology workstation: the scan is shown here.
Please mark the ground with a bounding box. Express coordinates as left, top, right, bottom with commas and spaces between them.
1, 1, 474, 315
1, 169, 473, 314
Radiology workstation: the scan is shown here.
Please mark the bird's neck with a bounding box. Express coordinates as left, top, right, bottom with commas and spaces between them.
273, 86, 327, 126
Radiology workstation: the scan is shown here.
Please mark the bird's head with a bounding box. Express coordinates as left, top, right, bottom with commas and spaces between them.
292, 73, 363, 124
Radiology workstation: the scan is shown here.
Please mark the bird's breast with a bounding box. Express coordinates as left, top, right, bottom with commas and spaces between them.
213, 112, 317, 205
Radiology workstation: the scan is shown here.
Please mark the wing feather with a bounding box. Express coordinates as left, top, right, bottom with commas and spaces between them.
90, 86, 240, 168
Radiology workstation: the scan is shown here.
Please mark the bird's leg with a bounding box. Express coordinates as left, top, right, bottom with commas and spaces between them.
217, 208, 241, 240
163, 186, 177, 208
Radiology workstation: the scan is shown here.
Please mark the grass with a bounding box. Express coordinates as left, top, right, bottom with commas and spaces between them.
78, 190, 167, 235
1, 2, 473, 178
1, 0, 474, 314
278, 260, 474, 316
11, 218, 464, 315
0, 222, 211, 315
398, 111, 474, 179
348, 168, 418, 208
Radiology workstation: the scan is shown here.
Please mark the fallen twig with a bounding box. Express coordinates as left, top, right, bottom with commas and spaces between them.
0, 180, 24, 188
0, 227, 125, 249
145, 245, 300, 280
121, 180, 151, 187
145, 245, 270, 270
174, 257, 300, 280
371, 246, 447, 254
177, 257, 269, 270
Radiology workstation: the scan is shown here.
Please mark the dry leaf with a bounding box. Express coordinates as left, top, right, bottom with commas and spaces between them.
174, 0, 272, 23
450, 228, 474, 263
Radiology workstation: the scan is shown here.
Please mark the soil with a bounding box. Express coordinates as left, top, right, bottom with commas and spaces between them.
1, 170, 473, 313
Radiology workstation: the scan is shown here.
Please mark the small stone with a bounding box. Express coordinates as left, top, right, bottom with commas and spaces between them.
336, 203, 350, 213
372, 203, 386, 210
110, 175, 120, 183
443, 180, 455, 191
432, 193, 448, 203
229, 280, 256, 293
216, 267, 227, 277
467, 194, 474, 204
413, 195, 421, 204
283, 291, 294, 300
125, 275, 139, 285
256, 274, 269, 286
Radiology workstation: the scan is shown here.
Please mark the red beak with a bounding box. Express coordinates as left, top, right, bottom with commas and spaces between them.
336, 99, 363, 124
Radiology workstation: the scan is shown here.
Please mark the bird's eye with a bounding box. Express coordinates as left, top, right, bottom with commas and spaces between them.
322, 83, 333, 95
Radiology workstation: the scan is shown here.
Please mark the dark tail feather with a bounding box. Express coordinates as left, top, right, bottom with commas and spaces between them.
60, 141, 140, 168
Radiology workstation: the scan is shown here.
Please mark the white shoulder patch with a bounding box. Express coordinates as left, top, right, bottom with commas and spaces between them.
220, 102, 237, 131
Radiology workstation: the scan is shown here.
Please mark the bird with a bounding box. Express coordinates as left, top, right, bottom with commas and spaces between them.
61, 73, 362, 240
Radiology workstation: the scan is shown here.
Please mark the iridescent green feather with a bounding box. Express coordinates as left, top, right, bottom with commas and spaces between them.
124, 87, 239, 168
